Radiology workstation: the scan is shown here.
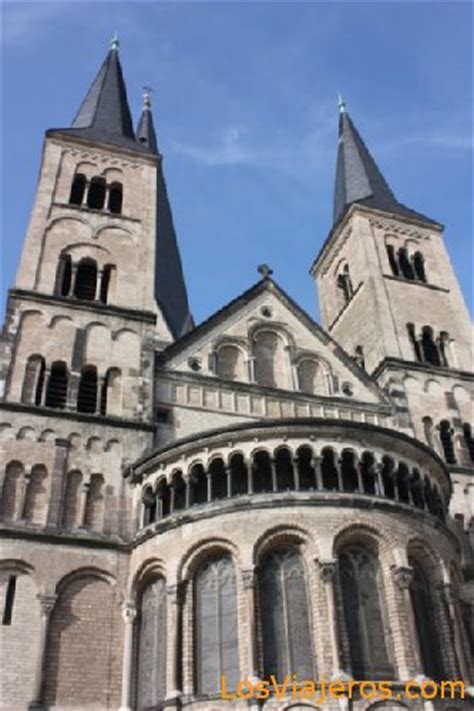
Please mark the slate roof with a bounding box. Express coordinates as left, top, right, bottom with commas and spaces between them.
48, 45, 153, 154
136, 103, 159, 154
333, 109, 439, 227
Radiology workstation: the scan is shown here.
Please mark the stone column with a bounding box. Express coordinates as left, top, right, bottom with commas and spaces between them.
77, 479, 90, 528
313, 455, 323, 490
70, 263, 79, 297
19, 466, 32, 521
166, 583, 185, 706
270, 458, 277, 492
28, 593, 57, 710
119, 601, 137, 711
40, 367, 51, 406
355, 456, 364, 493
185, 475, 191, 508
242, 567, 258, 678
225, 465, 232, 498
375, 463, 385, 497
391, 565, 419, 677
293, 455, 300, 491
95, 269, 104, 302
247, 458, 253, 494
206, 471, 212, 502
318, 560, 342, 678
336, 458, 343, 491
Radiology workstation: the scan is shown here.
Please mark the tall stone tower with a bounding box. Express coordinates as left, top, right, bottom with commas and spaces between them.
0, 40, 191, 709
311, 101, 473, 546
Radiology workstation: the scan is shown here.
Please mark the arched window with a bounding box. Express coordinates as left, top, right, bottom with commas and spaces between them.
253, 331, 288, 389
411, 470, 425, 509
107, 182, 123, 214
386, 244, 399, 276
409, 558, 443, 680
171, 472, 186, 511
69, 173, 86, 206
360, 452, 376, 495
407, 323, 422, 362
156, 479, 171, 518
83, 474, 104, 531
209, 458, 227, 500
421, 326, 441, 366
142, 486, 156, 526
413, 251, 426, 282
296, 446, 316, 490
337, 264, 354, 304
216, 345, 246, 381
422, 416, 434, 449
338, 545, 393, 679
252, 450, 273, 493
275, 448, 295, 491
396, 463, 410, 504
45, 361, 68, 409
77, 366, 98, 414
194, 554, 239, 694
321, 447, 339, 490
100, 368, 122, 417
136, 577, 167, 709
87, 177, 106, 210
73, 258, 97, 301
21, 355, 45, 406
439, 420, 456, 464
99, 264, 114, 304
229, 453, 248, 496
463, 423, 474, 463
0, 462, 23, 521
341, 450, 359, 492
55, 254, 72, 297
381, 457, 395, 499
259, 548, 315, 680
297, 358, 327, 395
190, 464, 207, 505
397, 248, 415, 280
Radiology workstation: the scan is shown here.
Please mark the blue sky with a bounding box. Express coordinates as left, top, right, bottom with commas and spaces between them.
1, 1, 472, 324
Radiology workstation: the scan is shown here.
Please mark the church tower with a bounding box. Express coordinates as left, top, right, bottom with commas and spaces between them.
311, 102, 473, 536
0, 39, 192, 539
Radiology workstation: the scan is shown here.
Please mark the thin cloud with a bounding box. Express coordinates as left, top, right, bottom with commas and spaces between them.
1, 2, 79, 46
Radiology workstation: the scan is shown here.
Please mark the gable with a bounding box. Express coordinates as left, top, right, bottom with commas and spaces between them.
158, 279, 388, 407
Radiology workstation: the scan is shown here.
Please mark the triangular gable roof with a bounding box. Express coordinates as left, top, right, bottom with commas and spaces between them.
158, 277, 389, 404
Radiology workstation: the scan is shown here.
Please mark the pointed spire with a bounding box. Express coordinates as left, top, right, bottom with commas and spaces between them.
49, 38, 153, 154
333, 107, 438, 227
135, 87, 159, 153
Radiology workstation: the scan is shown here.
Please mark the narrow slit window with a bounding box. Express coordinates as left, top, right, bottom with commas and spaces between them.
2, 575, 17, 625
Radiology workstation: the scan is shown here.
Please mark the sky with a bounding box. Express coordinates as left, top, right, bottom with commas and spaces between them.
1, 1, 472, 325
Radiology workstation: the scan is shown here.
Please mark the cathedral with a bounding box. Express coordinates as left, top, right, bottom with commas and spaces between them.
0, 39, 473, 711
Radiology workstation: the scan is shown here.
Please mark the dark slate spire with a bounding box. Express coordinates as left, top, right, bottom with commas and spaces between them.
333, 100, 438, 226
135, 88, 159, 153
49, 37, 152, 154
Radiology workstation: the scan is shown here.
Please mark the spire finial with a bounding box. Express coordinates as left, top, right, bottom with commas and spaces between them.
143, 85, 153, 109
110, 33, 119, 51
257, 264, 273, 280
338, 93, 346, 114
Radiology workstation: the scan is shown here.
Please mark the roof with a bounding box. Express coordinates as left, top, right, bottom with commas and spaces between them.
48, 44, 154, 154
333, 109, 439, 228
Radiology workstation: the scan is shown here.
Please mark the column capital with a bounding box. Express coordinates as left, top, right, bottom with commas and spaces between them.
37, 593, 57, 616
121, 600, 137, 624
166, 581, 186, 605
318, 559, 338, 582
392, 564, 414, 590
241, 566, 257, 589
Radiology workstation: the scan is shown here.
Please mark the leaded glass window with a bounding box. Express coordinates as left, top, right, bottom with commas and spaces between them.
259, 548, 315, 681
409, 559, 442, 680
136, 577, 167, 709
194, 554, 239, 695
339, 546, 393, 679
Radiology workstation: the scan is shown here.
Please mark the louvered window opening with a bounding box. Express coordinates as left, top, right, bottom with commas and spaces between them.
45, 362, 68, 409
77, 367, 98, 414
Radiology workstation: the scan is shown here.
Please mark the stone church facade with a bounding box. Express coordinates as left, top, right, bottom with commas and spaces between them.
0, 41, 472, 711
